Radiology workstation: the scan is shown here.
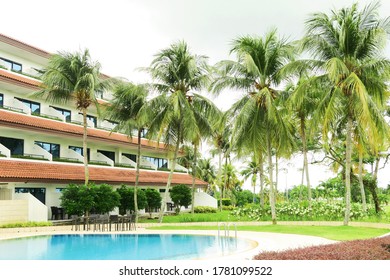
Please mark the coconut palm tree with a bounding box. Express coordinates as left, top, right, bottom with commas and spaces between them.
144, 41, 219, 222
36, 49, 112, 185
303, 1, 390, 225
197, 158, 217, 189
285, 74, 321, 208
104, 82, 149, 222
211, 29, 296, 224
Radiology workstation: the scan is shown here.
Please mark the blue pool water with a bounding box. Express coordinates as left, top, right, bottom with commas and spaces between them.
0, 234, 254, 260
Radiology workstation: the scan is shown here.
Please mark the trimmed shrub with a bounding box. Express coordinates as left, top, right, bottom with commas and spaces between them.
231, 201, 378, 221
194, 206, 217, 213
170, 184, 192, 213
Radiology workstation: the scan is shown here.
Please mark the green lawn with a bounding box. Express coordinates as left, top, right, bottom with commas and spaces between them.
147, 225, 390, 241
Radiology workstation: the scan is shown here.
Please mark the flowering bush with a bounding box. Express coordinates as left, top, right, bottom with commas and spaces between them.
231, 201, 377, 221
254, 236, 390, 260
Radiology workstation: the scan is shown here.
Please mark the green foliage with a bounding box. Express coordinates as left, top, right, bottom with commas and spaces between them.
222, 205, 235, 211
170, 184, 192, 213
193, 206, 217, 213
231, 201, 379, 221
116, 185, 147, 215
234, 190, 254, 206
93, 183, 120, 214
60, 184, 95, 216
145, 188, 162, 214
218, 198, 232, 206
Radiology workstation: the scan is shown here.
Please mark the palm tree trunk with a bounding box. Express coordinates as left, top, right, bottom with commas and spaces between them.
82, 108, 89, 186
275, 155, 278, 192
191, 143, 197, 214
371, 156, 381, 213
358, 149, 367, 212
267, 134, 277, 225
223, 155, 228, 199
259, 157, 265, 208
344, 117, 353, 226
218, 148, 223, 212
252, 174, 256, 203
301, 117, 312, 207
134, 129, 142, 223
158, 137, 180, 223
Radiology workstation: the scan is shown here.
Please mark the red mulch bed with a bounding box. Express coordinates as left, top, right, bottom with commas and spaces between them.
254, 235, 390, 260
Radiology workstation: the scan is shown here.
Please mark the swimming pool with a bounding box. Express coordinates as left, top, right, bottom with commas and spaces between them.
0, 234, 255, 260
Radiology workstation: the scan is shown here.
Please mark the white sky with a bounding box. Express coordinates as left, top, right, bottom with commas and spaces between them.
1, 0, 389, 189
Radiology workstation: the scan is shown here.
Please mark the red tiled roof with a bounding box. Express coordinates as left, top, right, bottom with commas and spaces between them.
0, 109, 168, 150
0, 160, 207, 187
0, 33, 51, 58
0, 69, 41, 88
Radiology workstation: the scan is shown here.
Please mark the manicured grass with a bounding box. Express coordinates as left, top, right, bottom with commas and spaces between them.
0, 221, 53, 228
147, 225, 390, 241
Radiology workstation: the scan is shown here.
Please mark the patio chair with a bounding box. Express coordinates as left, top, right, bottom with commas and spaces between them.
71, 215, 81, 231
51, 206, 59, 220
95, 214, 109, 231
129, 213, 136, 231
109, 215, 120, 231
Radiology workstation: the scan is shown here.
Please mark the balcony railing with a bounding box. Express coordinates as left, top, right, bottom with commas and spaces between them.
32, 112, 62, 121
11, 153, 48, 161
53, 157, 82, 164
89, 160, 111, 166
0, 104, 24, 113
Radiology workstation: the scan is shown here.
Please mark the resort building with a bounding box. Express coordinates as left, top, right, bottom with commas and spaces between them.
0, 33, 215, 225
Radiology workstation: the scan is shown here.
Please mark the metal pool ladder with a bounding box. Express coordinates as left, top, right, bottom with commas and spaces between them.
218, 222, 237, 239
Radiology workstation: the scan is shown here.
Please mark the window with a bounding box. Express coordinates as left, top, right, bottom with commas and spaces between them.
144, 156, 168, 168
35, 141, 60, 158
123, 153, 137, 162
0, 93, 3, 107
15, 98, 40, 114
79, 113, 97, 127
69, 146, 90, 160
0, 136, 24, 155
98, 150, 115, 161
15, 188, 45, 204
95, 90, 104, 99
0, 57, 22, 72
51, 106, 71, 122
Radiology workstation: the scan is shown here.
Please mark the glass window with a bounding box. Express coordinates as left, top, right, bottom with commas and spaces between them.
0, 93, 3, 107
15, 188, 45, 204
79, 114, 97, 128
16, 98, 40, 114
95, 90, 104, 99
12, 62, 22, 72
144, 156, 168, 168
0, 136, 24, 155
0, 57, 22, 72
123, 153, 137, 162
35, 141, 60, 158
98, 150, 115, 161
87, 115, 97, 127
69, 146, 90, 160
52, 106, 71, 122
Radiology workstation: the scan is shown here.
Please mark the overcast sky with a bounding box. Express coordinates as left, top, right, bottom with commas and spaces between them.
2, 0, 389, 188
